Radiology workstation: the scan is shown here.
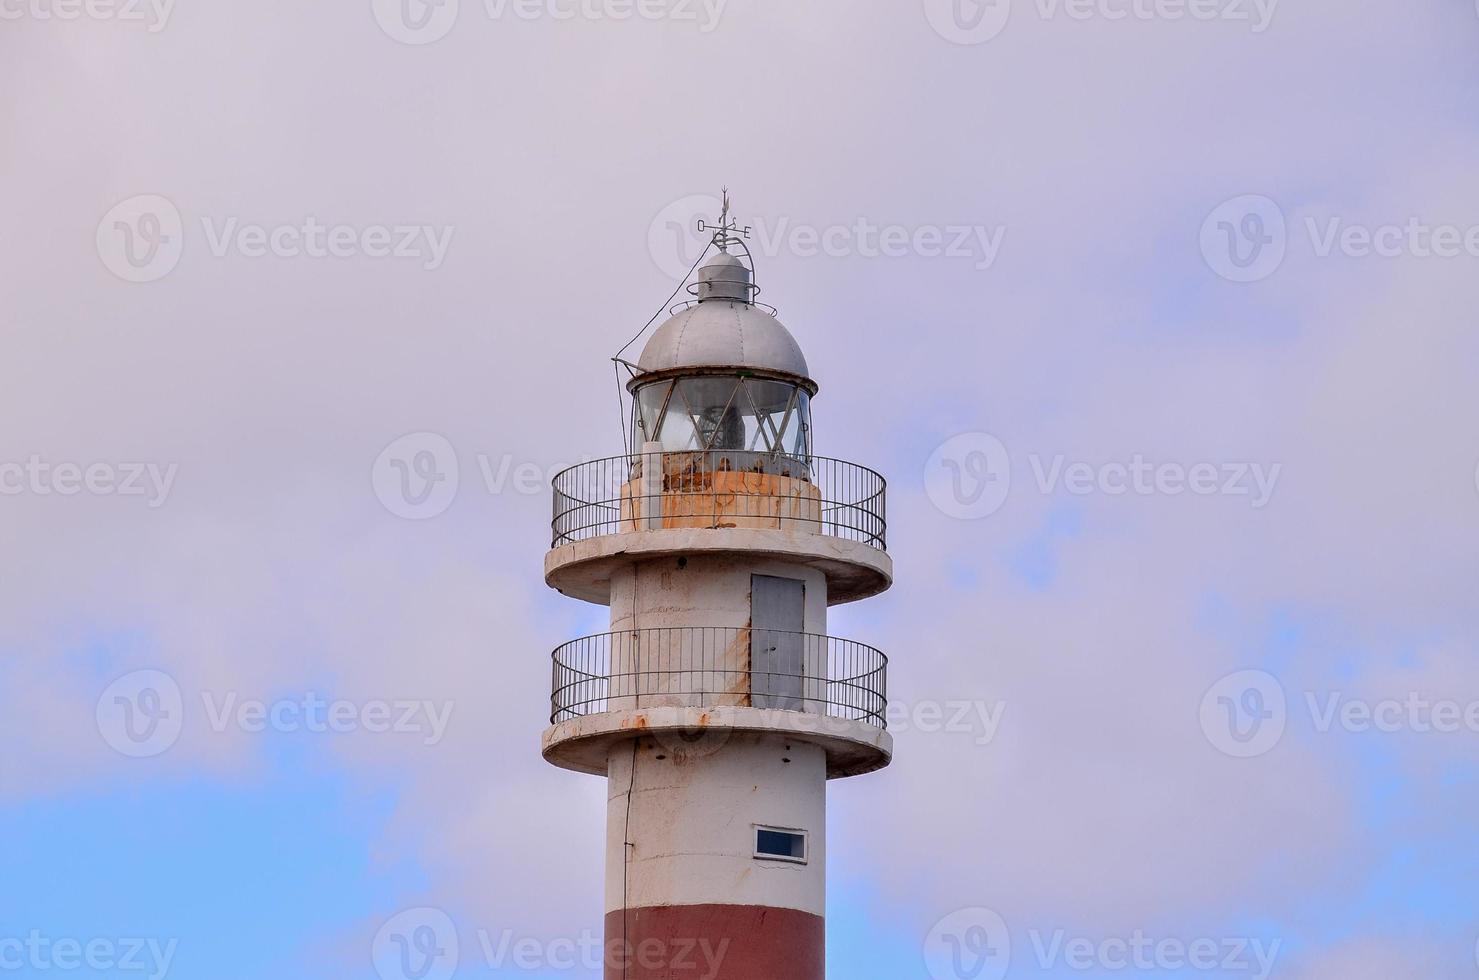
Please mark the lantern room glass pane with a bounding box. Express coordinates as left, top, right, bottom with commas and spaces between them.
632, 376, 812, 457
633, 381, 674, 447
675, 377, 745, 450
741, 380, 811, 457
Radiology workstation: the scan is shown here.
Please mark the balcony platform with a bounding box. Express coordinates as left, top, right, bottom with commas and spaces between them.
544, 525, 892, 605
541, 704, 893, 779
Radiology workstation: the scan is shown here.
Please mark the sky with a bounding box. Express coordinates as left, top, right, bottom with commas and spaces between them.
3, 0, 1479, 977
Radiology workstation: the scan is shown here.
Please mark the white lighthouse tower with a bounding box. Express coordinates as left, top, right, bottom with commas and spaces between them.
542, 198, 893, 980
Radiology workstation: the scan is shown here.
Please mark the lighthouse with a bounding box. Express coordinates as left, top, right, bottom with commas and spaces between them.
542, 198, 893, 980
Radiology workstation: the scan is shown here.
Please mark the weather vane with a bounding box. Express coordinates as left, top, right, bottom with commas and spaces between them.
696, 186, 751, 251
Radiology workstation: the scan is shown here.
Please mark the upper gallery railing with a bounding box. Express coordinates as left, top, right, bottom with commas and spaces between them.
551, 450, 886, 550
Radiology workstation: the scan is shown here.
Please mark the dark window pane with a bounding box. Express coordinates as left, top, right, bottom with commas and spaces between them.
755, 828, 806, 860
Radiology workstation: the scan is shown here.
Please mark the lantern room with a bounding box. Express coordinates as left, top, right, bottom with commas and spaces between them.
628, 251, 815, 459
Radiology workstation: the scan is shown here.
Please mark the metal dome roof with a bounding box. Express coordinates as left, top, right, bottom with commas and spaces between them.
637, 302, 810, 379
635, 252, 810, 380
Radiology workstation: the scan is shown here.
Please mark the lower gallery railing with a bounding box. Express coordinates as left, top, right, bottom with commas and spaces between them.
550, 627, 888, 729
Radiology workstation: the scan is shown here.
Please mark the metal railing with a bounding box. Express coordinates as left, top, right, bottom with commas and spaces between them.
551, 451, 886, 550
550, 627, 888, 729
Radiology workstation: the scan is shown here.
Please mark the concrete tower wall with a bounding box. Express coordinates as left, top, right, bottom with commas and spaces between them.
605, 557, 831, 715
608, 556, 828, 634
603, 733, 826, 980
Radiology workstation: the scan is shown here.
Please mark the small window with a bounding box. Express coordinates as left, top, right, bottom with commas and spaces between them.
754, 826, 808, 864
